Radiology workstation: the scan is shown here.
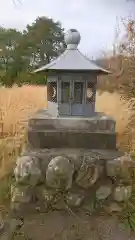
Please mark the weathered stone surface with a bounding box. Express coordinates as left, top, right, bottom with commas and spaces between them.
113, 185, 132, 202
37, 186, 61, 206
104, 202, 123, 214
96, 185, 112, 200
106, 153, 133, 181
10, 184, 31, 214
0, 217, 24, 240
11, 185, 31, 204
66, 192, 84, 207
28, 113, 117, 149
46, 156, 74, 190
22, 148, 123, 173
0, 213, 4, 231
28, 130, 117, 149
82, 199, 96, 214
40, 188, 55, 203
11, 146, 135, 237
14, 155, 42, 186
76, 156, 101, 188
28, 112, 116, 133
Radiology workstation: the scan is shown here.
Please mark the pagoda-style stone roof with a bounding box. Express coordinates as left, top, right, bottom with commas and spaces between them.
34, 29, 110, 74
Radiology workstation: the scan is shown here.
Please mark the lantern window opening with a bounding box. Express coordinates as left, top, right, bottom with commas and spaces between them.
47, 81, 57, 103
86, 82, 94, 103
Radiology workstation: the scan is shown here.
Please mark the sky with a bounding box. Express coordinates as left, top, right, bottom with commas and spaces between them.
0, 0, 135, 57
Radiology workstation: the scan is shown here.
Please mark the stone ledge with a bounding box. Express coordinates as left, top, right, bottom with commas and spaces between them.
28, 130, 117, 149
28, 112, 116, 133
22, 148, 123, 160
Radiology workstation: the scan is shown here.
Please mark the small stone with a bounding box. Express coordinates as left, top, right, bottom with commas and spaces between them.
96, 185, 112, 200
76, 156, 101, 189
9, 218, 24, 232
11, 185, 31, 204
82, 200, 95, 214
106, 153, 132, 180
104, 202, 123, 214
113, 185, 132, 202
37, 186, 62, 208
46, 156, 74, 190
41, 188, 56, 203
0, 213, 4, 231
10, 202, 21, 214
66, 193, 84, 207
14, 155, 42, 186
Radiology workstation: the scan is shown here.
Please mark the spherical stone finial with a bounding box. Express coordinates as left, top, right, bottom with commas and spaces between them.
64, 29, 81, 50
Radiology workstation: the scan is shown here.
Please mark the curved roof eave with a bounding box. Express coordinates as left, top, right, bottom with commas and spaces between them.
33, 49, 111, 75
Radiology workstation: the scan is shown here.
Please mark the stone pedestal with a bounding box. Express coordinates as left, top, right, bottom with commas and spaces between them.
8, 111, 135, 239
28, 110, 116, 149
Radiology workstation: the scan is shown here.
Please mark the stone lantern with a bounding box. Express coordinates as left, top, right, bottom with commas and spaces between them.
10, 29, 135, 240
29, 29, 116, 150
34, 29, 109, 117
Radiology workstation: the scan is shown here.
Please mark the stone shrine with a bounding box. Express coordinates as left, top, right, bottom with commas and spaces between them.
28, 29, 116, 150
9, 29, 135, 239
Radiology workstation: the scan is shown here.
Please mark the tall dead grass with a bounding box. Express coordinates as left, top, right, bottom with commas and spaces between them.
0, 85, 47, 136
96, 91, 134, 136
0, 85, 134, 178
96, 91, 135, 151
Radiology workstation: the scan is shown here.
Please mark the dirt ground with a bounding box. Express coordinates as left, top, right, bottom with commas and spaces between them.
12, 210, 135, 240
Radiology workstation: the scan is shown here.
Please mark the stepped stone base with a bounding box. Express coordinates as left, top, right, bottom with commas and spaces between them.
28, 110, 116, 149
28, 130, 116, 149
7, 111, 135, 239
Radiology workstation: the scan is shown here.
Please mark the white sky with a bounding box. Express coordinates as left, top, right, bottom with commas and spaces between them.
0, 0, 135, 57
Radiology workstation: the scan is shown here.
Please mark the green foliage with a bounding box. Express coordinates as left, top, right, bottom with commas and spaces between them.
0, 134, 27, 212
120, 193, 135, 232
0, 17, 64, 87
0, 173, 13, 207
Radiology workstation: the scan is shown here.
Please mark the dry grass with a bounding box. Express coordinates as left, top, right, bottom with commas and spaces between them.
0, 85, 47, 136
96, 91, 134, 136
96, 91, 135, 151
0, 85, 134, 178
0, 85, 47, 178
